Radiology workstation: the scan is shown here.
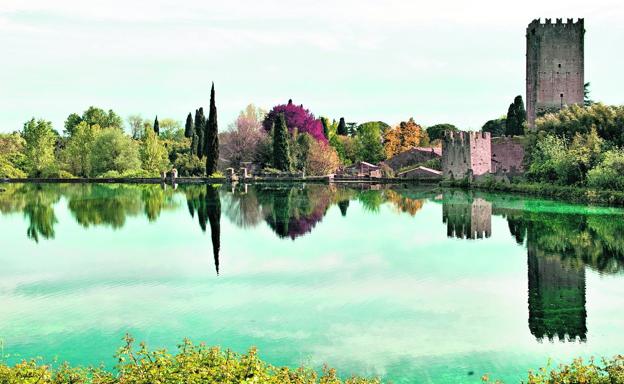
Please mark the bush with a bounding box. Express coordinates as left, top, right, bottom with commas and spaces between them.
0, 156, 27, 178
587, 150, 624, 190
0, 335, 380, 384
172, 153, 206, 177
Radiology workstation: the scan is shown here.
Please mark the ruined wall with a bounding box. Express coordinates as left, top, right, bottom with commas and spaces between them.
526, 18, 585, 128
491, 136, 525, 173
441, 131, 491, 179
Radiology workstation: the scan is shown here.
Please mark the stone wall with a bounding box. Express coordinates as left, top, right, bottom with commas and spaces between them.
491, 136, 525, 174
526, 18, 585, 128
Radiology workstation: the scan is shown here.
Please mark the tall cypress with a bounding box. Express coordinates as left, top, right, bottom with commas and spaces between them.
337, 117, 347, 136
195, 107, 206, 159
205, 83, 219, 176
505, 95, 526, 136
184, 112, 193, 138
273, 113, 291, 171
153, 116, 160, 135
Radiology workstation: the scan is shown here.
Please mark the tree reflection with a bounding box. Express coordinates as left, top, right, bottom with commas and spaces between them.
184, 185, 221, 274
22, 184, 60, 243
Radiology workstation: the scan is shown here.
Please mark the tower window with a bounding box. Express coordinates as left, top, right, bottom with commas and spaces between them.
560, 93, 564, 97
558, 63, 562, 68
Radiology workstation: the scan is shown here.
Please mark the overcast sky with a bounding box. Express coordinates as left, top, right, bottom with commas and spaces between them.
1, 0, 622, 133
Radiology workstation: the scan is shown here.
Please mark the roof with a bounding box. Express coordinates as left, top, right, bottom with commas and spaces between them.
346, 161, 380, 169
397, 166, 442, 176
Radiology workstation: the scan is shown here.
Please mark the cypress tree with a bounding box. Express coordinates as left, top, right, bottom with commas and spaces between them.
205, 83, 219, 176
505, 95, 526, 136
337, 117, 347, 136
153, 116, 159, 135
273, 113, 291, 171
195, 107, 206, 159
321, 117, 329, 139
184, 112, 193, 138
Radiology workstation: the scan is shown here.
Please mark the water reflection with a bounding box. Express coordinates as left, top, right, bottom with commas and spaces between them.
2, 182, 624, 343
185, 185, 221, 274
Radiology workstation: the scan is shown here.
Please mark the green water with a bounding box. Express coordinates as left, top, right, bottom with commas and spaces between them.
1, 183, 624, 383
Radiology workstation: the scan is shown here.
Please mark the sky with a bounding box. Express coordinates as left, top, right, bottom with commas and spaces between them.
1, 0, 623, 134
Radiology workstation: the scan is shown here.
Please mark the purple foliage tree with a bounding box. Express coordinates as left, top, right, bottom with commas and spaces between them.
262, 100, 327, 143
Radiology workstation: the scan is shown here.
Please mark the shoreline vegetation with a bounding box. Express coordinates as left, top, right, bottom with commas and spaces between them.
1, 336, 623, 383
2, 176, 624, 209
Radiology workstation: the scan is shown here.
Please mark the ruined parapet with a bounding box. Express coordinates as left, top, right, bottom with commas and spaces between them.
526, 18, 585, 128
441, 131, 491, 179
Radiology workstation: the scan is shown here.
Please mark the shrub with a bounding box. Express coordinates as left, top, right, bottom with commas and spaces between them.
0, 335, 380, 384
587, 150, 624, 190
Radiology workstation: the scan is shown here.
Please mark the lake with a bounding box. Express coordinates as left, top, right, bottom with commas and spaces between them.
1, 182, 623, 383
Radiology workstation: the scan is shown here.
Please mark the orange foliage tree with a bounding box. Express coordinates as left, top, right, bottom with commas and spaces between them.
306, 140, 340, 175
384, 118, 429, 158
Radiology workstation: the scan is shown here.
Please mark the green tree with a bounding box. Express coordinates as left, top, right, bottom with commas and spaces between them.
153, 116, 160, 136
62, 121, 101, 177
272, 113, 291, 171
90, 128, 141, 176
159, 118, 185, 141
337, 117, 347, 136
355, 122, 385, 163
505, 95, 526, 136
321, 117, 329, 139
205, 83, 219, 175
481, 118, 506, 137
194, 108, 206, 159
427, 123, 458, 141
127, 114, 144, 139
184, 113, 194, 138
587, 150, 624, 190
584, 82, 594, 107
22, 118, 57, 177
140, 129, 170, 175
535, 103, 624, 146
64, 106, 123, 136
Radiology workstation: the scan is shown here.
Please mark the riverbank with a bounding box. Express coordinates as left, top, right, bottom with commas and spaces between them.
443, 179, 624, 207
0, 176, 440, 185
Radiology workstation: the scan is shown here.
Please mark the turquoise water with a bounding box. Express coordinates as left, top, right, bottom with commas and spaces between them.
1, 183, 624, 383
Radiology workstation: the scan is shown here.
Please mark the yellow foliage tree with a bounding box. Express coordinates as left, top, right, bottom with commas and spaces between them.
383, 118, 429, 158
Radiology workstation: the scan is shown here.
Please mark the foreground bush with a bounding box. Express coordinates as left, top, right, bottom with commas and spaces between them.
484, 356, 624, 383
0, 335, 379, 384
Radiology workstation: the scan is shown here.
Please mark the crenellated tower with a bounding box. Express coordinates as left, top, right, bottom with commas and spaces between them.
526, 18, 585, 128
441, 131, 491, 179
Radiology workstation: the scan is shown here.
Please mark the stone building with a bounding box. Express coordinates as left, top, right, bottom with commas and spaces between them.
526, 18, 585, 128
441, 131, 492, 179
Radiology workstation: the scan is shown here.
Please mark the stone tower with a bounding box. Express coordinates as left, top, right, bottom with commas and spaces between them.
526, 18, 585, 128
441, 131, 491, 179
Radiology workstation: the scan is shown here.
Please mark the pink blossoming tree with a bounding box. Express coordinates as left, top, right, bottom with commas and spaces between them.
262, 100, 327, 144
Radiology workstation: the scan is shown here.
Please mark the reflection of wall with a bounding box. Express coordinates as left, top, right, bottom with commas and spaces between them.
442, 197, 491, 239
527, 243, 587, 341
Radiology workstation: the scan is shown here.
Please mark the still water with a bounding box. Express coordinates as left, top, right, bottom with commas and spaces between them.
1, 183, 623, 383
